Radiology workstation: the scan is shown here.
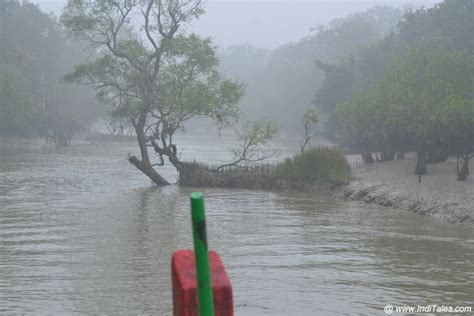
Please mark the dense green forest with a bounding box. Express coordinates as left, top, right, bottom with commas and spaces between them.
315, 0, 473, 180
0, 0, 102, 146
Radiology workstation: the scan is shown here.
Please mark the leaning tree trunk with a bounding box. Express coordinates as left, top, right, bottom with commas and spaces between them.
457, 156, 470, 181
129, 123, 169, 186
414, 151, 427, 176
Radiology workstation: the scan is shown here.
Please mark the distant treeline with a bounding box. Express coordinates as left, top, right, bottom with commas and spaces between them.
315, 0, 473, 180
0, 0, 103, 146
218, 5, 403, 131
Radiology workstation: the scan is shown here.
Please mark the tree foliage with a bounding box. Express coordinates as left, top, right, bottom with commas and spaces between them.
0, 64, 39, 132
317, 0, 473, 144
0, 0, 102, 144
62, 0, 244, 184
218, 119, 279, 170
275, 147, 352, 185
338, 48, 473, 177
300, 108, 319, 154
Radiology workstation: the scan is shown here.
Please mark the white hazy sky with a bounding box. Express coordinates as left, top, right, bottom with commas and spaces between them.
32, 0, 440, 49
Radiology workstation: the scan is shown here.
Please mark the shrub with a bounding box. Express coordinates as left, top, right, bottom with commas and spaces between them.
275, 147, 352, 184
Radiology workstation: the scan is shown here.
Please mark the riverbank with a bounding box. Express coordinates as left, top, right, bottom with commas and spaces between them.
179, 152, 473, 226
336, 155, 473, 225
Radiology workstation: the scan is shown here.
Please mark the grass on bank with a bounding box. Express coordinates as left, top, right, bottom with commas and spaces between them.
275, 147, 352, 185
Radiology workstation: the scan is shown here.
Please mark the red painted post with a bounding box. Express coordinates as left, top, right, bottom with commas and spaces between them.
172, 250, 233, 316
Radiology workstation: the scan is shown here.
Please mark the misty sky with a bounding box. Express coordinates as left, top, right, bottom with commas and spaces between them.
32, 0, 440, 49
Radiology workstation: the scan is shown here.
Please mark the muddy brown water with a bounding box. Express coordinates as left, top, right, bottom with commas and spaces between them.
0, 137, 473, 315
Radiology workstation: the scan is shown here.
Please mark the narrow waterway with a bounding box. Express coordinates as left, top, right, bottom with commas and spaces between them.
0, 138, 473, 315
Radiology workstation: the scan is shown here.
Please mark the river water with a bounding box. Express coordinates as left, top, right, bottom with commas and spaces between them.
0, 136, 473, 315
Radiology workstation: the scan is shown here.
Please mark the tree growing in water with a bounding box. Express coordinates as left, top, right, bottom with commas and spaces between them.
217, 119, 279, 171
62, 0, 243, 185
300, 108, 319, 154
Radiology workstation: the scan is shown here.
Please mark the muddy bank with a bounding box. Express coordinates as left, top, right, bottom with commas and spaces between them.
336, 156, 474, 225
179, 158, 474, 226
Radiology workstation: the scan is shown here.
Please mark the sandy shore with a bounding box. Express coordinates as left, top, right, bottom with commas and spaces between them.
338, 154, 474, 225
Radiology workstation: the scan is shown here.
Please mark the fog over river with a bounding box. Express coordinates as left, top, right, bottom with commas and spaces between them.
1, 137, 473, 315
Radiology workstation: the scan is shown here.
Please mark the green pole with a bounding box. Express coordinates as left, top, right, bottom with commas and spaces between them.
190, 192, 215, 316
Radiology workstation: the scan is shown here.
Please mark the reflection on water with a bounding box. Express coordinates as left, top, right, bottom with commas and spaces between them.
0, 140, 473, 315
